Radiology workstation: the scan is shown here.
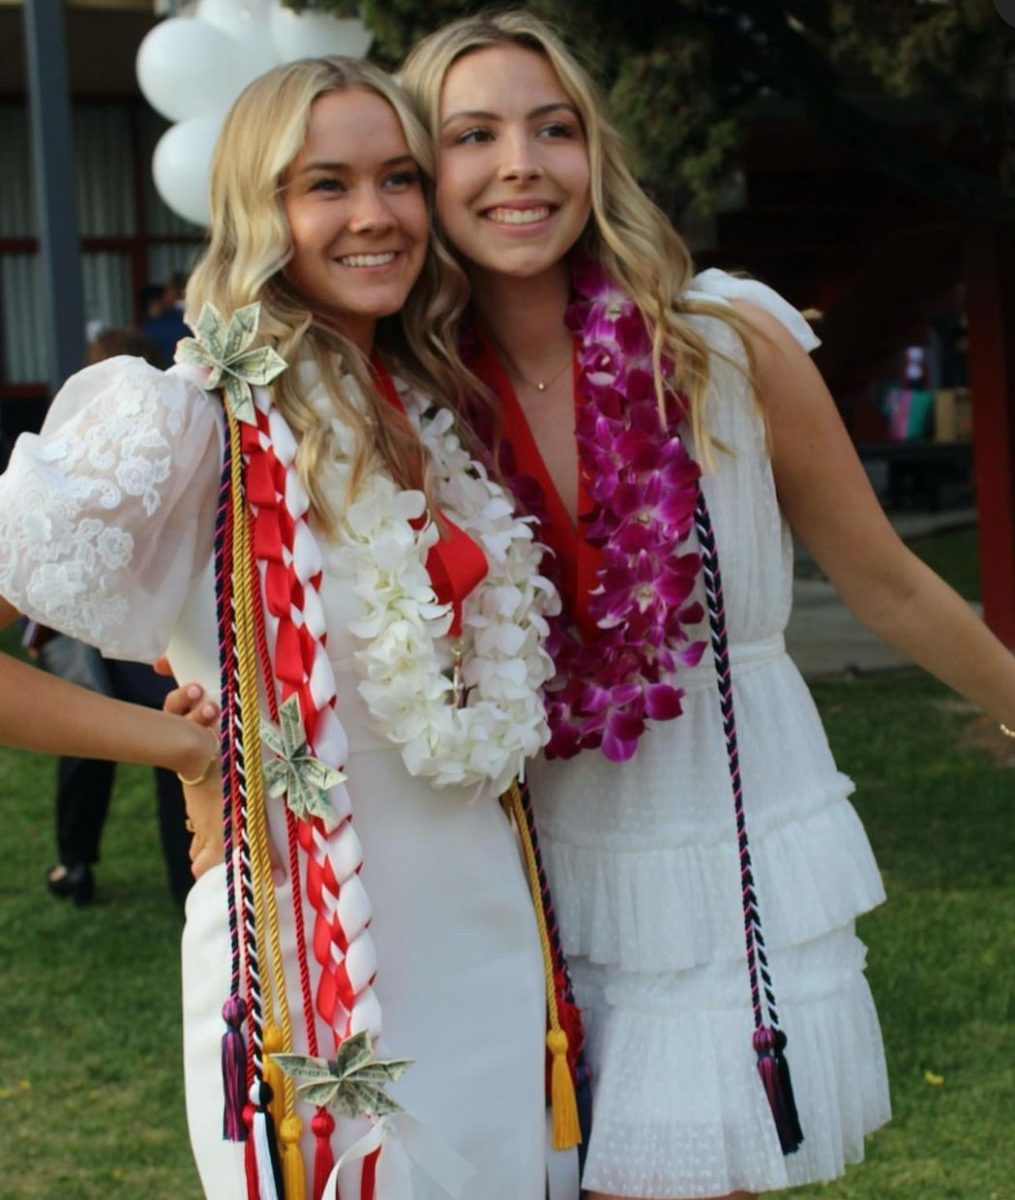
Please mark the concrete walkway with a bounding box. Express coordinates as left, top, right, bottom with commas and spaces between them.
785, 508, 978, 681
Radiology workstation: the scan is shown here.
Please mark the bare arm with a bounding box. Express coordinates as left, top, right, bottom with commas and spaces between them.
736, 301, 1015, 725
0, 595, 216, 779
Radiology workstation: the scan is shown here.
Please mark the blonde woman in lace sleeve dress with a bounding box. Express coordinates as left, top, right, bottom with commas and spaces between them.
0, 56, 557, 1200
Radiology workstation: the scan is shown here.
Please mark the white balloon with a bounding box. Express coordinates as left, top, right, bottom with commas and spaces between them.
197, 0, 278, 76
137, 17, 251, 123
198, 0, 272, 33
152, 116, 222, 227
269, 7, 373, 63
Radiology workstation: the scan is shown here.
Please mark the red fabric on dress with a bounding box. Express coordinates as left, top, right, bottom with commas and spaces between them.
469, 333, 604, 641
371, 358, 488, 637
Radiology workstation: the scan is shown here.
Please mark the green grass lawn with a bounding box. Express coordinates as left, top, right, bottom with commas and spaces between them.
1, 635, 1012, 1197
908, 526, 982, 603
0, 625, 201, 1198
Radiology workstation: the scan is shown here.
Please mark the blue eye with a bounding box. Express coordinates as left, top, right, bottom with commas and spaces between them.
309, 177, 345, 194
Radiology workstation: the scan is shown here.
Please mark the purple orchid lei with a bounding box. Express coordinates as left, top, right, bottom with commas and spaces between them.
521, 259, 707, 762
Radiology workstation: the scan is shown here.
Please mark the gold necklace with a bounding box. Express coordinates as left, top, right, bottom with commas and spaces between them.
514, 354, 571, 393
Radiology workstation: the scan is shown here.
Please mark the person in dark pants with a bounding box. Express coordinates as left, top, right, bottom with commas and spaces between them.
35, 633, 193, 908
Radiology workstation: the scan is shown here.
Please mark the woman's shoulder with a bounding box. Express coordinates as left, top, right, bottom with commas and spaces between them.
0, 355, 224, 659
42, 354, 223, 444
681, 268, 820, 356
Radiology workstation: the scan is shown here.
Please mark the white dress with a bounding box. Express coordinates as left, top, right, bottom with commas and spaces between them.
0, 357, 547, 1199
529, 272, 891, 1198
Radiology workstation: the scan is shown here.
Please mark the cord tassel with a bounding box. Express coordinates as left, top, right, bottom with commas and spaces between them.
263, 1024, 286, 1125
753, 1026, 803, 1153
244, 1104, 259, 1200
505, 779, 586, 1153
311, 1109, 335, 1200
753, 1026, 804, 1154
251, 1081, 284, 1200
775, 1030, 804, 1149
280, 1113, 306, 1200
696, 491, 804, 1156
547, 1029, 582, 1151
222, 996, 249, 1141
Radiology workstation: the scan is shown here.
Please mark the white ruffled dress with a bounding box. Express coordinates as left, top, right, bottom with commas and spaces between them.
0, 358, 548, 1199
528, 271, 891, 1198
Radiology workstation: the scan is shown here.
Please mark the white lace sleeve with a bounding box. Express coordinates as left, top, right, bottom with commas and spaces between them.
0, 355, 223, 661
684, 268, 821, 353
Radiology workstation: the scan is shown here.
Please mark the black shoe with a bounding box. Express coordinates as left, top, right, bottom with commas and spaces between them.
46, 863, 95, 907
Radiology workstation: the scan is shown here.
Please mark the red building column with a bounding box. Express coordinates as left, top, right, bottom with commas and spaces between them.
964, 224, 1015, 647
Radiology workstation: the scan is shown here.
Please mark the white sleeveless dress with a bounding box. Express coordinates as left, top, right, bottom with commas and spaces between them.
0, 358, 547, 1199
529, 272, 891, 1197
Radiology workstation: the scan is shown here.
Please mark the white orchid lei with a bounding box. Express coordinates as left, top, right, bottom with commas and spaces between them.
322, 373, 560, 794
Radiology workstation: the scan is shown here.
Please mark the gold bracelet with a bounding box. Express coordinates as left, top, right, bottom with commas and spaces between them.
1000, 723, 1015, 740
176, 755, 216, 787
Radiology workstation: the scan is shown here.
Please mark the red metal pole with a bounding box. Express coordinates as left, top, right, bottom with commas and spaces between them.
964, 224, 1015, 647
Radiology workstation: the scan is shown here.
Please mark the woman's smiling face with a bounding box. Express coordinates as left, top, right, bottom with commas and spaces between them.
282, 87, 429, 351
435, 44, 592, 283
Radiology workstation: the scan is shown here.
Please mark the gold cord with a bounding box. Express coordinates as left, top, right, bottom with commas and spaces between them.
505, 779, 581, 1150
228, 411, 303, 1189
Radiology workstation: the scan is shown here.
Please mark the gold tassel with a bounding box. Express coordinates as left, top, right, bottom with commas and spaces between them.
264, 1023, 285, 1123
547, 1029, 581, 1151
505, 780, 582, 1151
280, 1112, 306, 1200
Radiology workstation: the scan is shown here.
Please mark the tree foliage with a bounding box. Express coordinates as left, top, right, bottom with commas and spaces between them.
284, 0, 1015, 217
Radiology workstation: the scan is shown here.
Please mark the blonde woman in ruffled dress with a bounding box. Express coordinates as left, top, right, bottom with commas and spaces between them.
400, 13, 1015, 1200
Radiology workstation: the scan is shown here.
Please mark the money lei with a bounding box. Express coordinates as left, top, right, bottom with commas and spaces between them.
175, 301, 288, 425
262, 694, 347, 827
273, 1030, 413, 1119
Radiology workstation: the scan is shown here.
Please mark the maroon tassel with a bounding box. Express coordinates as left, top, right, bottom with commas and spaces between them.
221, 996, 248, 1141
311, 1108, 336, 1200
753, 1026, 804, 1154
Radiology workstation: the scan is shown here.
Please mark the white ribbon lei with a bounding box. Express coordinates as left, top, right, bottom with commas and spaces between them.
313, 371, 560, 795
325, 1111, 477, 1200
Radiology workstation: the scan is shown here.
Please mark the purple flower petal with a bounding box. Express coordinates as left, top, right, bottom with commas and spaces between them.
645, 683, 684, 721
679, 639, 707, 667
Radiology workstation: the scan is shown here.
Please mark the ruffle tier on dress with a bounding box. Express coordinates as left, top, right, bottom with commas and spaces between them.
527, 271, 892, 1197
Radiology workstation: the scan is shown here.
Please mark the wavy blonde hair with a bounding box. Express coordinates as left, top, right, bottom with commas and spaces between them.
187, 57, 469, 531
402, 11, 768, 461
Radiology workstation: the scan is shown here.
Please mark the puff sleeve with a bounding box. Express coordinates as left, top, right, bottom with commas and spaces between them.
684, 268, 821, 354
0, 356, 223, 661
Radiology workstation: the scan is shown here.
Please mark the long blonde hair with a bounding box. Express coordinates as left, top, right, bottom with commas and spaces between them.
402, 12, 765, 460
187, 57, 468, 531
